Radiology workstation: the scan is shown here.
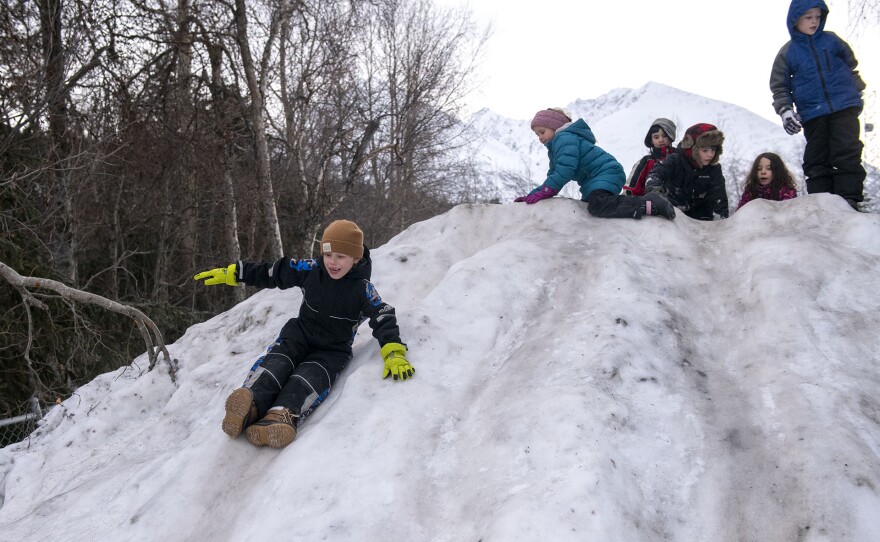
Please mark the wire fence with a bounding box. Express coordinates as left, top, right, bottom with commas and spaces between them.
0, 397, 43, 448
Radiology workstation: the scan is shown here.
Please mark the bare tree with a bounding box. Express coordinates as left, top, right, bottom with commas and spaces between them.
232, 0, 296, 259
0, 0, 490, 414
272, 0, 378, 253
360, 0, 488, 235
37, 0, 111, 285
847, 0, 880, 28
201, 31, 247, 304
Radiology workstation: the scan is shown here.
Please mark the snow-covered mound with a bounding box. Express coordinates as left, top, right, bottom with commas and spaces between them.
2, 195, 880, 541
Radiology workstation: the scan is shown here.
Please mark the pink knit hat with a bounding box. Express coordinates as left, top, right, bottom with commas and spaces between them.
530, 108, 571, 131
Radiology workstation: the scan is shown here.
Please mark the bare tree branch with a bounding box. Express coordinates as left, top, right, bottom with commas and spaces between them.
0, 261, 176, 383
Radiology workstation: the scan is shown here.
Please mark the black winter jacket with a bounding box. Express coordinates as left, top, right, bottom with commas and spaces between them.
237, 247, 402, 352
645, 152, 729, 221
624, 146, 675, 196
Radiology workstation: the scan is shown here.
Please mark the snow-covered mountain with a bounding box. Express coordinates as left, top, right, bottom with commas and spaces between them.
472, 82, 878, 212
2, 195, 879, 541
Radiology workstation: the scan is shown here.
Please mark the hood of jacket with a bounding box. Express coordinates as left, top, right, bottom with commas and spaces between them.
644, 118, 677, 148
554, 118, 597, 145
787, 0, 828, 38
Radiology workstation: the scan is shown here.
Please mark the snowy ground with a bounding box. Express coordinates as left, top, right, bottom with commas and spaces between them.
2, 195, 880, 541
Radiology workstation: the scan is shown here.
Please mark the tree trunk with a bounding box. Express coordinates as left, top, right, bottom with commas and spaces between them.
233, 0, 284, 259
176, 0, 197, 287
206, 38, 246, 304
39, 0, 76, 284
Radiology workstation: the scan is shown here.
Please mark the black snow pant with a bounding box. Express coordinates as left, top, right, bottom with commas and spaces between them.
585, 189, 646, 219
243, 335, 351, 424
802, 106, 865, 202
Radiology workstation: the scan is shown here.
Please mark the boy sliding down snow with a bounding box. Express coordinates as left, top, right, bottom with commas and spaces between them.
194, 219, 414, 449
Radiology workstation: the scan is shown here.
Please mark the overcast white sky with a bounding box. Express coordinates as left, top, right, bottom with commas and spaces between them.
436, 0, 880, 123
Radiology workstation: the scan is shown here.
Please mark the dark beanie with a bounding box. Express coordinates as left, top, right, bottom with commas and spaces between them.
530, 108, 571, 131
321, 220, 364, 259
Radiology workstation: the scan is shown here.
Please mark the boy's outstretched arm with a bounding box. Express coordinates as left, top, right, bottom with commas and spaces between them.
194, 263, 240, 286
195, 259, 314, 289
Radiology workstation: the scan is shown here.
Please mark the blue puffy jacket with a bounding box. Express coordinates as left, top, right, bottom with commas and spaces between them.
769, 0, 865, 122
533, 119, 625, 200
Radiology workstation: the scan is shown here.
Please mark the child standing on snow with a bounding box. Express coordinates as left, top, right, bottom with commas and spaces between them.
514, 107, 676, 220
645, 123, 729, 221
624, 118, 677, 197
194, 220, 414, 449
736, 152, 798, 210
770, 0, 867, 210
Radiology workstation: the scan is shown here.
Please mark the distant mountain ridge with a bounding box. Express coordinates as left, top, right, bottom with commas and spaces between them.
469, 82, 877, 212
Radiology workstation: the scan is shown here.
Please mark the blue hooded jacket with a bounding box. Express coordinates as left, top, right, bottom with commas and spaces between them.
769, 0, 865, 122
534, 119, 625, 200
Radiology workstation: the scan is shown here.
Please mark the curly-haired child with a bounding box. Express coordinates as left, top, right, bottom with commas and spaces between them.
737, 152, 798, 210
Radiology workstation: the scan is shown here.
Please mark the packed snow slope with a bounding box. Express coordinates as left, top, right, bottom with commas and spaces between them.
2, 195, 880, 542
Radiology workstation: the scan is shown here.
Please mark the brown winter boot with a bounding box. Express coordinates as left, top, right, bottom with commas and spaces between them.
221, 388, 258, 439
245, 408, 297, 448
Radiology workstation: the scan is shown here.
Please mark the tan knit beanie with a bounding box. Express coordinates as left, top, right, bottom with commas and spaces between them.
321, 220, 364, 259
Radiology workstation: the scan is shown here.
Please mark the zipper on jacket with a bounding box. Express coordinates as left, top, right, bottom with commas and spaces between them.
809, 36, 834, 112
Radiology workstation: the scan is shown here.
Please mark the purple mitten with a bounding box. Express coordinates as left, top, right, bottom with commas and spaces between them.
513, 196, 527, 202
524, 185, 559, 204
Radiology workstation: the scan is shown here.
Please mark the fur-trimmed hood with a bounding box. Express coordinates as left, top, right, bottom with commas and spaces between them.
679, 123, 724, 166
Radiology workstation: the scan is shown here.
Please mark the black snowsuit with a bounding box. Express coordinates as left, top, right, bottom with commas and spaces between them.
645, 152, 729, 221
237, 247, 402, 422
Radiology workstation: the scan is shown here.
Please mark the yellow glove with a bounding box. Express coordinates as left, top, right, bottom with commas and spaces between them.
193, 263, 240, 286
381, 342, 414, 381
